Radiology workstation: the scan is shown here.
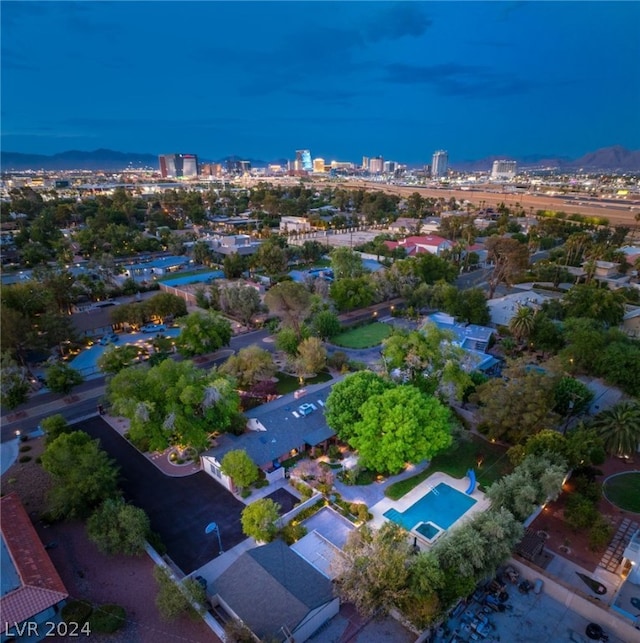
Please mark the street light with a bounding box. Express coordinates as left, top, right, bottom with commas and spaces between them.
205, 522, 223, 554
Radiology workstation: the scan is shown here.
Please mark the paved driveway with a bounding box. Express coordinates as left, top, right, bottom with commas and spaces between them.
76, 417, 246, 575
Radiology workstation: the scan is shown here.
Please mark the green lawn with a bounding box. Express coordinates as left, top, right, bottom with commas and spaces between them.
275, 371, 333, 395
385, 435, 512, 500
603, 473, 640, 513
157, 269, 213, 282
332, 322, 392, 349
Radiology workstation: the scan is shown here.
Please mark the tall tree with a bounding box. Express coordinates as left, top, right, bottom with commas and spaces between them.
240, 499, 280, 542
486, 454, 566, 521
382, 326, 471, 398
254, 241, 288, 277
176, 311, 231, 357
329, 277, 375, 312
219, 346, 275, 389
332, 522, 412, 618
485, 237, 529, 298
474, 364, 559, 444
351, 385, 452, 474
330, 247, 366, 279
509, 305, 536, 343
0, 352, 30, 409
41, 431, 120, 519
325, 372, 393, 442
264, 281, 312, 337
87, 498, 150, 556
45, 362, 84, 394
591, 401, 640, 457
220, 450, 259, 492
295, 337, 327, 377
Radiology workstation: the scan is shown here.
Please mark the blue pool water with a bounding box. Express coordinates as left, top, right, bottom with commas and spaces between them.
384, 482, 476, 531
415, 522, 441, 540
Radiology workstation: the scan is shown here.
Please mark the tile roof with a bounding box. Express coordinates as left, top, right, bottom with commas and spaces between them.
0, 494, 68, 624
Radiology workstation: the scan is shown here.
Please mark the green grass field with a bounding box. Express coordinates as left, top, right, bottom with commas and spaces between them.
332, 322, 392, 349
385, 435, 512, 500
603, 472, 640, 513
275, 371, 333, 395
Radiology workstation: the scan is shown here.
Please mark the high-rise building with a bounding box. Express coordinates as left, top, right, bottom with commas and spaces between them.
295, 149, 312, 172
491, 160, 517, 180
369, 156, 384, 173
313, 158, 325, 173
159, 154, 199, 178
431, 150, 448, 178
362, 156, 370, 170
383, 161, 396, 174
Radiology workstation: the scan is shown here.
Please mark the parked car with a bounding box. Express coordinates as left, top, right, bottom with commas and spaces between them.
100, 333, 119, 345
141, 324, 166, 334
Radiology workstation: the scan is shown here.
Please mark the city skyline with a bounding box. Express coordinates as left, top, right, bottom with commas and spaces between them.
2, 2, 639, 162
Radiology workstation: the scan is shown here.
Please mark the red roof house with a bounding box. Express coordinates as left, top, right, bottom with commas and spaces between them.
1, 493, 68, 631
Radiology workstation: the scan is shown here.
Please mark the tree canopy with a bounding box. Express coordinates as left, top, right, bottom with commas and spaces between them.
219, 346, 275, 389
351, 385, 452, 474
474, 364, 559, 444
107, 360, 240, 451
41, 431, 120, 519
220, 450, 259, 491
240, 498, 280, 542
264, 281, 312, 337
175, 311, 231, 357
333, 522, 412, 617
86, 497, 150, 556
325, 371, 393, 442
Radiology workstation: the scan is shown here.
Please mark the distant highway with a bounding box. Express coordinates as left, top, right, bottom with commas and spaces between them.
337, 181, 640, 226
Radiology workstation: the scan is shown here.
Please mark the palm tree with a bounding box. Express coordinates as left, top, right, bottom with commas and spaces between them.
591, 402, 640, 457
509, 305, 536, 343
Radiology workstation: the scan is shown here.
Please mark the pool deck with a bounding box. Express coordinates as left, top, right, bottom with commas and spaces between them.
370, 471, 491, 544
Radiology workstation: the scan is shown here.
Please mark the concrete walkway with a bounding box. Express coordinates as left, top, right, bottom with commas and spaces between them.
333, 459, 431, 506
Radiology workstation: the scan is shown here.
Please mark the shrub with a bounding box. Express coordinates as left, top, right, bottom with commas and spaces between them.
564, 494, 598, 531
280, 521, 308, 545
147, 530, 167, 555
328, 351, 348, 371
327, 444, 342, 460
88, 604, 126, 633
241, 489, 252, 498
61, 600, 93, 625
589, 517, 613, 552
19, 445, 32, 453
19, 455, 32, 463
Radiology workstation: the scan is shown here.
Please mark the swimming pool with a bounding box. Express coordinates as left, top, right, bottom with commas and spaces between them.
384, 482, 476, 532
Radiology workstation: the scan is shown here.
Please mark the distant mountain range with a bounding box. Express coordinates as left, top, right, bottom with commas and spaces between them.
452, 146, 640, 172
1, 145, 639, 172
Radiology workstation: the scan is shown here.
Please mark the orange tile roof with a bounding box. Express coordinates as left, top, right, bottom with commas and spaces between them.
1, 493, 68, 624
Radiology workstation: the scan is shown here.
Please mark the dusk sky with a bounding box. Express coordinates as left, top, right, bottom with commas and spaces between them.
2, 1, 639, 164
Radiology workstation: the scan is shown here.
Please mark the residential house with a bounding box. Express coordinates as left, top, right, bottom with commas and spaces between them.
121, 255, 190, 281
201, 233, 261, 257
424, 312, 499, 373
1, 494, 69, 642
280, 216, 313, 234
622, 306, 640, 338
383, 234, 453, 257
388, 217, 441, 234
210, 539, 339, 642
201, 380, 337, 489
487, 291, 552, 327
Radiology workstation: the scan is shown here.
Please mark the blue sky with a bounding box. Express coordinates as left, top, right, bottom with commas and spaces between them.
2, 1, 639, 164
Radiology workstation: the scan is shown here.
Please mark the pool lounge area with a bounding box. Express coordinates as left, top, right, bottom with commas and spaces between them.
371, 472, 490, 548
